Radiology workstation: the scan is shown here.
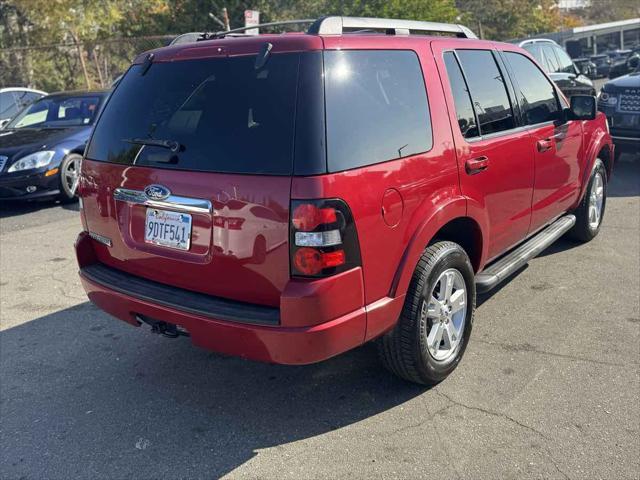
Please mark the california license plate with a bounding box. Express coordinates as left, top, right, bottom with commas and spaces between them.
145, 208, 192, 250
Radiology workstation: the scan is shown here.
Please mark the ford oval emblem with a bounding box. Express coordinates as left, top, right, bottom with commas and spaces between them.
144, 184, 171, 201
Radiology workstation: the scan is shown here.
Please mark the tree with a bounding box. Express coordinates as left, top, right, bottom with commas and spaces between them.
457, 0, 565, 40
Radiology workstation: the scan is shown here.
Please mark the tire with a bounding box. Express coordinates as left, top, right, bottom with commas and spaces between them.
377, 241, 476, 386
58, 153, 82, 203
252, 235, 267, 264
569, 159, 607, 243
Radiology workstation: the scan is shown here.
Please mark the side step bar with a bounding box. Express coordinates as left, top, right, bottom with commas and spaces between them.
476, 214, 576, 294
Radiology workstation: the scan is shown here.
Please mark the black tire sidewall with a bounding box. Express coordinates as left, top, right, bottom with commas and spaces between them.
415, 246, 475, 383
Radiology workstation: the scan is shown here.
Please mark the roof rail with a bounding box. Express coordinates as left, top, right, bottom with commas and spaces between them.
208, 19, 316, 39
518, 38, 558, 47
308, 16, 477, 38
191, 16, 477, 41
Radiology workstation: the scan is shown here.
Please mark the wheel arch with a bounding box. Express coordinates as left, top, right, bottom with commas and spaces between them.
578, 124, 614, 204
389, 203, 487, 299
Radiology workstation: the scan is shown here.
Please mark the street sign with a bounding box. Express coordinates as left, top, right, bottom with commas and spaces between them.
245, 10, 260, 35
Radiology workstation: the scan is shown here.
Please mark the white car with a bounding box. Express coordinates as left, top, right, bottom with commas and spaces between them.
0, 88, 47, 129
212, 200, 288, 262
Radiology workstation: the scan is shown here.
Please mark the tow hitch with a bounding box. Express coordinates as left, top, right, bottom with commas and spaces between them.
137, 315, 190, 338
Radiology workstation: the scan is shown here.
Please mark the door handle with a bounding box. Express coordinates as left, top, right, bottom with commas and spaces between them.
537, 139, 553, 152
465, 156, 489, 175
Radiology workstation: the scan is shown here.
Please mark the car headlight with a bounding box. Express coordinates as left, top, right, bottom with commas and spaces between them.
7, 151, 55, 172
598, 91, 617, 106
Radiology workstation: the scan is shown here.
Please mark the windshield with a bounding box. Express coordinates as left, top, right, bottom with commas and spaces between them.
6, 94, 104, 129
86, 53, 305, 175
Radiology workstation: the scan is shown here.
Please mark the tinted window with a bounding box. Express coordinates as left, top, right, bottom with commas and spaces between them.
87, 53, 302, 175
443, 52, 479, 138
553, 46, 576, 74
522, 44, 545, 69
541, 45, 560, 72
324, 50, 432, 172
456, 50, 516, 136
0, 92, 18, 119
504, 52, 560, 125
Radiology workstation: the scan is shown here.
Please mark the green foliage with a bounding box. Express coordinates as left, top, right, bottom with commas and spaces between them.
2, 0, 639, 91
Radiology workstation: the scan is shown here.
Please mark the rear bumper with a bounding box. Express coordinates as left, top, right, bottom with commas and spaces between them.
75, 231, 371, 365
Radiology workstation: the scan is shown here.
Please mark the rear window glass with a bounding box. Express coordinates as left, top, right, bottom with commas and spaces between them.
86, 53, 301, 175
324, 50, 432, 172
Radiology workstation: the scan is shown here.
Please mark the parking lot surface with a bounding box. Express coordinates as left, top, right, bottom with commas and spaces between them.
1, 154, 639, 479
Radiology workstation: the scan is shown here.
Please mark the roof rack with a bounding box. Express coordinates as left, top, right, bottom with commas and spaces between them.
197, 16, 476, 41
308, 16, 477, 38
207, 19, 316, 39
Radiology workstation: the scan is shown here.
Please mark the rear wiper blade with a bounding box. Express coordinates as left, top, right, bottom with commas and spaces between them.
124, 137, 181, 152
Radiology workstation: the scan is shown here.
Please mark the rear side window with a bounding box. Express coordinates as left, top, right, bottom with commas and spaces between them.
456, 50, 516, 136
504, 52, 560, 125
87, 53, 302, 175
541, 44, 560, 72
553, 46, 576, 74
0, 92, 18, 119
443, 52, 479, 138
324, 50, 432, 172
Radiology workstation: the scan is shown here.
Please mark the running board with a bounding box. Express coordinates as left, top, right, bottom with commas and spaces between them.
476, 214, 576, 294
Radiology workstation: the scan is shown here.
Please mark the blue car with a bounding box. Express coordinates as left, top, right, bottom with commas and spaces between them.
0, 91, 108, 202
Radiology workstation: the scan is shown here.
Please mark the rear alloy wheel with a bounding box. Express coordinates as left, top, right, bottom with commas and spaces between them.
569, 159, 607, 242
377, 241, 475, 385
58, 153, 82, 203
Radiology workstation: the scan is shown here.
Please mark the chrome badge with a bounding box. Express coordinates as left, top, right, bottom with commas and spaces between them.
144, 184, 171, 201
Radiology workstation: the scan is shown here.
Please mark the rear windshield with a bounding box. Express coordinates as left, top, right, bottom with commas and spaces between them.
86, 53, 302, 175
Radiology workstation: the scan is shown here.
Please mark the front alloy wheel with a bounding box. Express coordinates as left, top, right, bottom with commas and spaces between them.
58, 153, 82, 202
423, 269, 467, 362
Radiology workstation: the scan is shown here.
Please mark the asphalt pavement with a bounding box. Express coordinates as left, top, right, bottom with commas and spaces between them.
0, 154, 638, 479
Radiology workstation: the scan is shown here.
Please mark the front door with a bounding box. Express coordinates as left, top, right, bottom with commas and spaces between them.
501, 50, 584, 233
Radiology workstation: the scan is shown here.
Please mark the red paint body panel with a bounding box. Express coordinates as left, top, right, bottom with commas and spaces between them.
76, 33, 614, 365
81, 160, 291, 307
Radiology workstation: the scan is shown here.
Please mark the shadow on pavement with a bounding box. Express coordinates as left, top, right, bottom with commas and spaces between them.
0, 198, 79, 219
0, 303, 426, 478
607, 153, 639, 198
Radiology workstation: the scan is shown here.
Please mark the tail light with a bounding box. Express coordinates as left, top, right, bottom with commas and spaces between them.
290, 199, 361, 277
213, 216, 245, 230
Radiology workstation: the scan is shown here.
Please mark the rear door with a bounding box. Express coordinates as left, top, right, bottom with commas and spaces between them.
81, 50, 308, 307
501, 50, 584, 233
433, 44, 535, 260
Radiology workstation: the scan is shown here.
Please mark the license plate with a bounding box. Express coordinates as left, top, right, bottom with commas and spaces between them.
145, 208, 192, 250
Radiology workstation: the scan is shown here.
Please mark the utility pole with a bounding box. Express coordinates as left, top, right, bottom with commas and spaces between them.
222, 7, 230, 31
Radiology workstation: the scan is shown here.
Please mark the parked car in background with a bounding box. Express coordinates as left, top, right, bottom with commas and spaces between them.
590, 54, 612, 78
76, 16, 613, 386
0, 90, 108, 202
605, 49, 633, 64
608, 48, 640, 79
598, 65, 640, 158
0, 87, 47, 129
519, 39, 596, 98
573, 57, 597, 79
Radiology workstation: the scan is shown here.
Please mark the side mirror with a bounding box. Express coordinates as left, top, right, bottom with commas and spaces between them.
567, 95, 596, 121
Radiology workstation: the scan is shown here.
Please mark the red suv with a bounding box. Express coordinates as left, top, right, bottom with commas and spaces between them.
76, 16, 614, 385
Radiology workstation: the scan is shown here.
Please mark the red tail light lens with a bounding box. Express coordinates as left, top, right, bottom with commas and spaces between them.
293, 248, 346, 275
292, 204, 338, 231
290, 199, 361, 278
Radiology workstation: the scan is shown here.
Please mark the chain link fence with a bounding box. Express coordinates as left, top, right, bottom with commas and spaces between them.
0, 35, 175, 93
